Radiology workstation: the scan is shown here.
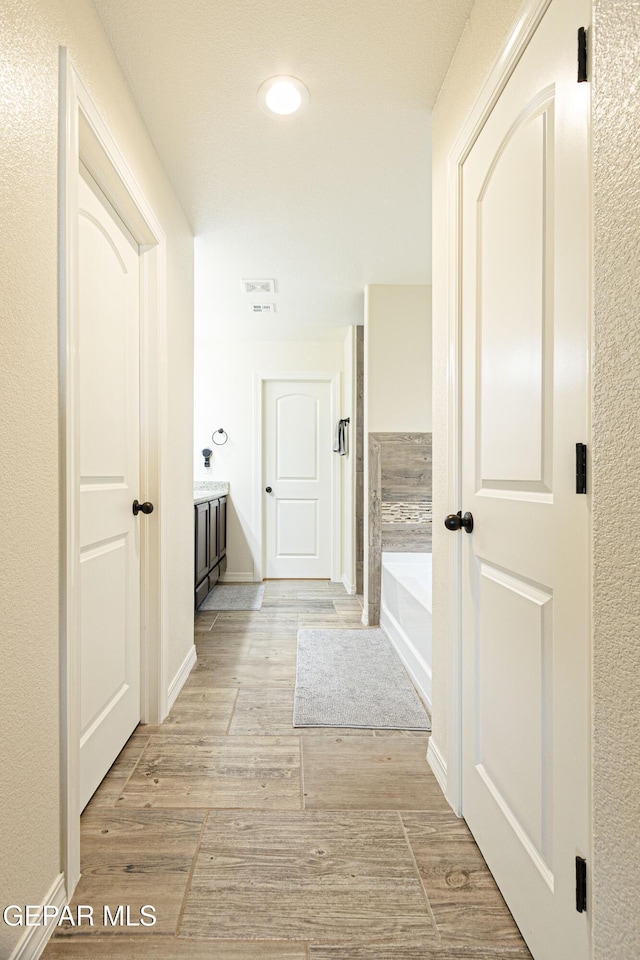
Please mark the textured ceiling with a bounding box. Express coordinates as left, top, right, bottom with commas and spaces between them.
92, 0, 474, 330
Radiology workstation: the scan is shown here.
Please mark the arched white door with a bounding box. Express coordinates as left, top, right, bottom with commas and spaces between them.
78, 170, 142, 809
263, 379, 333, 579
459, 0, 591, 956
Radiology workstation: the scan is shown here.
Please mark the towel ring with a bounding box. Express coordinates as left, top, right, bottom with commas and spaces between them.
212, 428, 228, 446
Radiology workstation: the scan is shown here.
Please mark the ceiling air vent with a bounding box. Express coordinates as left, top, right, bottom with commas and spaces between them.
250, 303, 276, 315
242, 278, 276, 295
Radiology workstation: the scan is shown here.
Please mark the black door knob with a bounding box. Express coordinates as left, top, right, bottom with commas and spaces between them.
132, 500, 154, 516
444, 511, 474, 533
265, 486, 273, 494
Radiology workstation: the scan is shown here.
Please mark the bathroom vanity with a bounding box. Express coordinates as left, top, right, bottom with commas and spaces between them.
194, 482, 228, 609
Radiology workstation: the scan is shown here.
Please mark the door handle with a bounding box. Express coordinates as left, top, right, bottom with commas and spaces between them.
132, 500, 154, 516
265, 486, 273, 494
444, 511, 474, 533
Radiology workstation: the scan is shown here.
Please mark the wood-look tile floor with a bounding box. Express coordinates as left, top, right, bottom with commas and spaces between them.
44, 580, 531, 960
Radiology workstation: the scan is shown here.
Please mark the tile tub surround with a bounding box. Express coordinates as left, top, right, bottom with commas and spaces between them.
43, 580, 530, 958
194, 480, 229, 503
368, 432, 432, 625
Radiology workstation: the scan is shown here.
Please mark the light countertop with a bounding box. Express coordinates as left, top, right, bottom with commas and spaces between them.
193, 480, 229, 504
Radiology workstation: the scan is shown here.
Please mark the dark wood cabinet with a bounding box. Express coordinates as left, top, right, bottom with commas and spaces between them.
195, 501, 209, 587
208, 498, 220, 570
195, 495, 227, 609
219, 497, 227, 558
195, 576, 210, 610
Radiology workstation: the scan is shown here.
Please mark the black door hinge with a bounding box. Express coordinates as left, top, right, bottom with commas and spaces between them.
578, 27, 588, 82
576, 856, 587, 912
576, 443, 587, 494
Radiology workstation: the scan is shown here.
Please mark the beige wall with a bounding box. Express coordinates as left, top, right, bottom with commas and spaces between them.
0, 2, 193, 953
592, 1, 640, 954
193, 335, 346, 581
432, 0, 640, 954
365, 284, 432, 433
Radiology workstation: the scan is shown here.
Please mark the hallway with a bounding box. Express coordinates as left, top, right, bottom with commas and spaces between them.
43, 581, 530, 958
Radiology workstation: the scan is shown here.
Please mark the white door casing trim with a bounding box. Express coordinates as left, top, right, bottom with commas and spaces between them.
441, 0, 591, 816
253, 372, 341, 583
58, 49, 169, 896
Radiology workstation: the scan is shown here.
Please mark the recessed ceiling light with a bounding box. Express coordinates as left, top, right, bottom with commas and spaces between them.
257, 76, 309, 117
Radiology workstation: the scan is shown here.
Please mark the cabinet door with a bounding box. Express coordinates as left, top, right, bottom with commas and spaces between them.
195, 577, 210, 610
208, 498, 220, 570
219, 496, 227, 557
195, 502, 209, 586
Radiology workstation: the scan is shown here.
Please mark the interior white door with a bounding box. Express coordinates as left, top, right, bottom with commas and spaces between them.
78, 170, 142, 810
264, 379, 332, 578
459, 1, 590, 957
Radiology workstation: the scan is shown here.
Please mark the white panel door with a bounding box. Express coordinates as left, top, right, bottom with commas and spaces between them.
264, 379, 332, 578
460, 1, 590, 957
78, 171, 142, 810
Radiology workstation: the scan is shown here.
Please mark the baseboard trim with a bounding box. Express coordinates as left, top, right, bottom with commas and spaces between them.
8, 872, 66, 960
166, 644, 197, 713
341, 574, 356, 595
219, 572, 258, 583
427, 738, 448, 797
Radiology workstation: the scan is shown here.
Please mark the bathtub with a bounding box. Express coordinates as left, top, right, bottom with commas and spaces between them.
380, 552, 432, 711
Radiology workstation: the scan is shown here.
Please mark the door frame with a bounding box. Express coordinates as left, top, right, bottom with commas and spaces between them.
253, 371, 342, 583
58, 50, 170, 895
432, 0, 592, 816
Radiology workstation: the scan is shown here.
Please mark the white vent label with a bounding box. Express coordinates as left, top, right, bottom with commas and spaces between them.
250, 303, 276, 314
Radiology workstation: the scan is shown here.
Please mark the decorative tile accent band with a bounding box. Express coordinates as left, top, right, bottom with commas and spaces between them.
381, 501, 432, 525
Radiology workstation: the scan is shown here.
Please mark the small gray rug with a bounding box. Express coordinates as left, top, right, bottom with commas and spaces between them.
200, 583, 265, 611
294, 628, 431, 730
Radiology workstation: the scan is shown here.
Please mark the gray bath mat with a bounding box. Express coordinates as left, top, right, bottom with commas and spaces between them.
200, 584, 265, 611
294, 628, 430, 730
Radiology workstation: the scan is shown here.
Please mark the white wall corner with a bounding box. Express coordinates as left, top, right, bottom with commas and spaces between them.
341, 574, 356, 595
8, 873, 66, 960
426, 738, 450, 803
166, 644, 197, 713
